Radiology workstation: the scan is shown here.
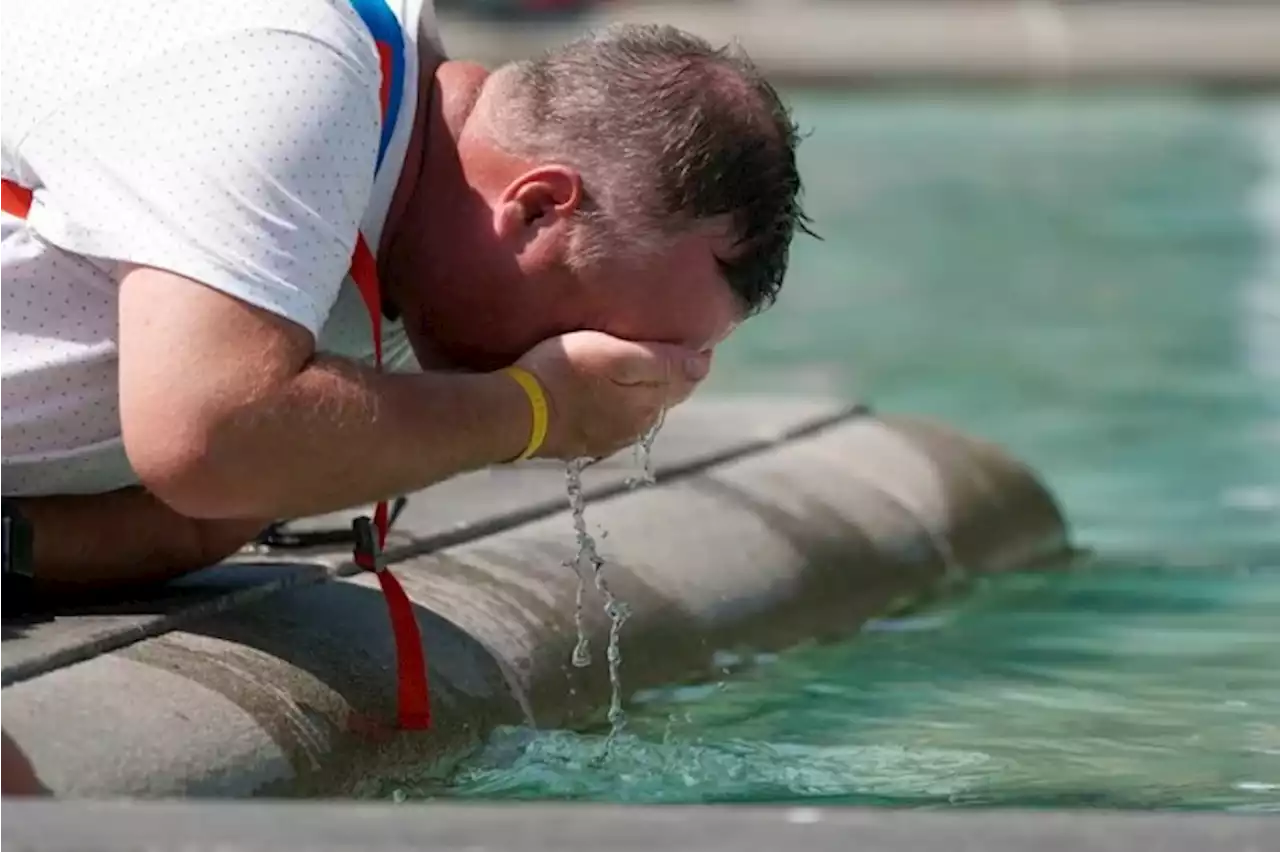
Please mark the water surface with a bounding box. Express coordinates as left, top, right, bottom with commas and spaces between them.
415, 90, 1280, 810
443, 561, 1280, 811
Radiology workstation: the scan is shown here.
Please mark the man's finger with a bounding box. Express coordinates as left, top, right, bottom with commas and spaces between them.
683, 351, 711, 381
666, 376, 701, 407
668, 351, 711, 406
609, 340, 701, 387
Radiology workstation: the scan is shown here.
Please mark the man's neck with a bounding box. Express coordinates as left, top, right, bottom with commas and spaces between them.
374, 53, 491, 368
376, 54, 486, 332
377, 53, 438, 270
379, 55, 487, 258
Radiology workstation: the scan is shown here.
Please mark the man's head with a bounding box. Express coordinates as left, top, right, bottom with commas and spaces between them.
391, 24, 812, 371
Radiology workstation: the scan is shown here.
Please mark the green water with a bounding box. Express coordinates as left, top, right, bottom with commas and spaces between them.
427, 91, 1280, 810
442, 563, 1280, 811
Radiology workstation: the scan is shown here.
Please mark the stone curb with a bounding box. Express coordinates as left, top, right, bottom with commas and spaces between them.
1, 405, 1068, 797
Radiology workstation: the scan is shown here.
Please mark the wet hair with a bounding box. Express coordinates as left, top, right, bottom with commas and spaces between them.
485, 23, 815, 314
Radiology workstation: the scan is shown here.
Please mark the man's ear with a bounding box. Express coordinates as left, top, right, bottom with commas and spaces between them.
493, 164, 583, 239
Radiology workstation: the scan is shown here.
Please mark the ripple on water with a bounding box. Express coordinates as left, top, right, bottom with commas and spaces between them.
436, 726, 998, 804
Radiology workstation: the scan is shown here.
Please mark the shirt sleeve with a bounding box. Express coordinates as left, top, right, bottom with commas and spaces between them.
17, 26, 382, 339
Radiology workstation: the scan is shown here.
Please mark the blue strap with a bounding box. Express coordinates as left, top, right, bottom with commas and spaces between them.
348, 0, 406, 173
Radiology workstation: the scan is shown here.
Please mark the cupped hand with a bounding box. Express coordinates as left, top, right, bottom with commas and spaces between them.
515, 330, 710, 461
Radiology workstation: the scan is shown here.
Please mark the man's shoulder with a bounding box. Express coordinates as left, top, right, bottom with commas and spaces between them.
4, 0, 394, 345
8, 0, 368, 47
9, 0, 382, 93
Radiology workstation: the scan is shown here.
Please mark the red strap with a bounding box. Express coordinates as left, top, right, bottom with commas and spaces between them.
374, 41, 394, 119
349, 235, 384, 366
3, 177, 431, 731
348, 235, 431, 731
2, 179, 33, 218
372, 563, 431, 727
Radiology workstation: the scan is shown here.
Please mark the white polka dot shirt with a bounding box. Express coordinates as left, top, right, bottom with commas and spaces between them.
2, 0, 432, 496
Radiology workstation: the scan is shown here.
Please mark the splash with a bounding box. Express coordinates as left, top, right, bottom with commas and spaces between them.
626, 408, 666, 489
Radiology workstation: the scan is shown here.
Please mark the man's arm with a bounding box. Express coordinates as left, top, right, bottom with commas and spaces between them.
16, 489, 267, 591
117, 264, 531, 521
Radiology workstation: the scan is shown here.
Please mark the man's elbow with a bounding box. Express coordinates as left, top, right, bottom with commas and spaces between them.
122, 412, 257, 520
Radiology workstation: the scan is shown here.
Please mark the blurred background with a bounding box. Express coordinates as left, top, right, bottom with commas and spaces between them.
428, 0, 1280, 560
434, 0, 1280, 88
406, 1, 1280, 811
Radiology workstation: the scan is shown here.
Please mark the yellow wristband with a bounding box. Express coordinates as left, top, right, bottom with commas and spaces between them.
500, 365, 549, 461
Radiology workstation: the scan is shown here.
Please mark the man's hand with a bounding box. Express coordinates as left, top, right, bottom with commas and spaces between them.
516, 331, 710, 460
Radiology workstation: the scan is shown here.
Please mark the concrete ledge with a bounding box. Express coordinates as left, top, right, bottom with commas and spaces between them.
438, 1, 1280, 87
0, 397, 856, 688
4, 800, 1273, 852
0, 398, 1069, 798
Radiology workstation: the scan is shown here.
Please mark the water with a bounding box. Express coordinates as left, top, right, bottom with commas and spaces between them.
563, 412, 666, 742
443, 561, 1280, 811
421, 90, 1280, 809
564, 456, 632, 739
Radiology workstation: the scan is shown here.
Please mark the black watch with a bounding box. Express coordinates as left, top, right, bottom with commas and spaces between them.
2, 498, 36, 618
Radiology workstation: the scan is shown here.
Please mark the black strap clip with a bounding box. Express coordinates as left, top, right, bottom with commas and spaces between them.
252, 496, 408, 551
352, 515, 385, 573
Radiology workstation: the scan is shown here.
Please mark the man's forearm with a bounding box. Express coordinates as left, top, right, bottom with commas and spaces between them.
16, 488, 267, 591
148, 356, 531, 520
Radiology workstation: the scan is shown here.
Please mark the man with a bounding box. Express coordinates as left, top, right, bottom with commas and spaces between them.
0, 0, 809, 595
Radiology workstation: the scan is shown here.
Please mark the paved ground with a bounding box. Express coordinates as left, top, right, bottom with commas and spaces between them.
4, 799, 1274, 852
438, 1, 1280, 86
